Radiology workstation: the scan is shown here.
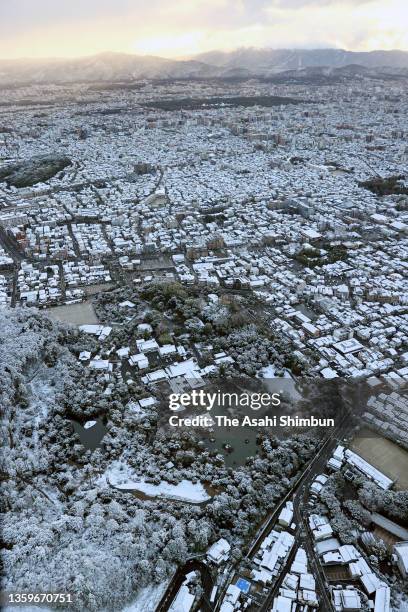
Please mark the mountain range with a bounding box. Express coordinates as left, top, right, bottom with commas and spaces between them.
1, 48, 408, 85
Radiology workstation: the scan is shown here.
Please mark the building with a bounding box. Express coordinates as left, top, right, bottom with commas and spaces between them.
370, 514, 408, 541
207, 538, 231, 565
169, 585, 195, 612
278, 501, 294, 528
332, 586, 362, 611
344, 450, 393, 490
374, 585, 391, 612
219, 584, 241, 612
394, 542, 408, 578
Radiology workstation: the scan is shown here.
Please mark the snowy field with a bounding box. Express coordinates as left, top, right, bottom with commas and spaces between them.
121, 583, 167, 612
45, 300, 99, 326
99, 461, 211, 503
259, 364, 292, 379
4, 582, 167, 612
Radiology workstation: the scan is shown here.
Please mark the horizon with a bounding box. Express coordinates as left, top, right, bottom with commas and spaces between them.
1, 0, 408, 60
1, 45, 408, 64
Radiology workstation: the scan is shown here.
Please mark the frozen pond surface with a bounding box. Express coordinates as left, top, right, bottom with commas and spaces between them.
99, 461, 211, 503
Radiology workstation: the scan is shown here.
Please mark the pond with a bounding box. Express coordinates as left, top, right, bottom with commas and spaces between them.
203, 377, 302, 467
69, 418, 107, 451
100, 460, 216, 504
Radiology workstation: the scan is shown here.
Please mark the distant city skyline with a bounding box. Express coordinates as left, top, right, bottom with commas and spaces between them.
1, 0, 408, 60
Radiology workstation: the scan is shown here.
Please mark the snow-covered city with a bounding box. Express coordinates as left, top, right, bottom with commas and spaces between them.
1, 2, 408, 611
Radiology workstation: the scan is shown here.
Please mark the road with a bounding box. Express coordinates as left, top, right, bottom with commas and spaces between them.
214, 420, 349, 611
0, 225, 25, 261
259, 411, 354, 612
246, 412, 349, 561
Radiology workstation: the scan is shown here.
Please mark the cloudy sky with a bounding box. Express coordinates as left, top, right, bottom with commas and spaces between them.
1, 0, 407, 59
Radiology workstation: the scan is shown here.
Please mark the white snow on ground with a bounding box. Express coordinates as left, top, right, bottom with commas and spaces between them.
5, 607, 52, 612
120, 478, 211, 502
392, 594, 408, 611
99, 461, 210, 502
4, 583, 166, 612
37, 483, 63, 510
121, 583, 167, 612
125, 401, 147, 419
259, 364, 292, 379
30, 379, 56, 423
259, 364, 276, 377
21, 372, 58, 455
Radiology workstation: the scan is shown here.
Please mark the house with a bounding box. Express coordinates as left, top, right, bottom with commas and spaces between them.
344, 450, 393, 490
166, 359, 200, 379
327, 456, 343, 471
271, 595, 292, 612
299, 589, 319, 607
370, 514, 408, 541
278, 501, 294, 528
159, 344, 177, 357
139, 396, 157, 409
79, 324, 112, 341
314, 523, 334, 542
332, 587, 362, 611
169, 585, 195, 612
374, 585, 391, 612
394, 542, 408, 578
321, 366, 339, 379
333, 338, 364, 355
360, 571, 381, 595
136, 338, 159, 353
137, 323, 153, 333
207, 538, 231, 565
315, 537, 341, 556
142, 369, 168, 384
219, 583, 243, 612
129, 353, 149, 369
89, 359, 112, 371
291, 547, 308, 575
252, 530, 295, 584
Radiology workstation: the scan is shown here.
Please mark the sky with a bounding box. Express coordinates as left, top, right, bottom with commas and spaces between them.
1, 0, 408, 60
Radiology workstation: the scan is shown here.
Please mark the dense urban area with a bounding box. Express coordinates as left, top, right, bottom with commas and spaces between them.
1, 65, 408, 612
